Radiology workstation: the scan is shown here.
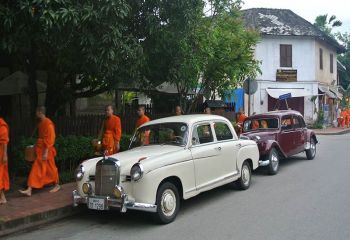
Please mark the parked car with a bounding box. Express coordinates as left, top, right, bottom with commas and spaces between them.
73, 114, 259, 224
241, 110, 318, 175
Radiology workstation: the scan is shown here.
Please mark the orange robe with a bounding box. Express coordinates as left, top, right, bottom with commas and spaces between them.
340, 111, 347, 128
0, 118, 9, 191
136, 115, 150, 144
28, 117, 59, 189
102, 115, 122, 156
136, 115, 150, 128
237, 113, 247, 124
347, 109, 350, 127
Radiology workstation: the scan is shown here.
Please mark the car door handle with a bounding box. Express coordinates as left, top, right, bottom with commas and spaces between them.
215, 146, 222, 151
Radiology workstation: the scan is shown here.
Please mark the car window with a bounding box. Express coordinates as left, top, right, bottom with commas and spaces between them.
214, 122, 233, 141
281, 116, 293, 131
243, 118, 279, 132
193, 124, 214, 145
298, 116, 306, 128
293, 116, 301, 129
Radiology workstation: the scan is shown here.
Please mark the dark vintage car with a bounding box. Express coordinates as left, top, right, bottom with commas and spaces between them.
241, 110, 318, 175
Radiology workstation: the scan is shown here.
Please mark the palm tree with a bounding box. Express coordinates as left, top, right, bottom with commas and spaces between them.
314, 14, 342, 35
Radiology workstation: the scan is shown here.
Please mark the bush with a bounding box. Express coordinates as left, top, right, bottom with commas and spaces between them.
9, 134, 133, 184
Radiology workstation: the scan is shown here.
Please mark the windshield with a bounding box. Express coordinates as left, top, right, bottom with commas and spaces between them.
129, 122, 189, 149
243, 118, 279, 132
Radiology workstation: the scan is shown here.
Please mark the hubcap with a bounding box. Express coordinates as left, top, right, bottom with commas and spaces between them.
161, 189, 176, 217
242, 165, 250, 185
310, 142, 316, 157
271, 152, 279, 171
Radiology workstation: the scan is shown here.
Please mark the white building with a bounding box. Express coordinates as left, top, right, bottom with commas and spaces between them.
242, 8, 345, 124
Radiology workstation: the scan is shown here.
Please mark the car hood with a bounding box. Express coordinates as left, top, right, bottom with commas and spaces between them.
109, 145, 183, 174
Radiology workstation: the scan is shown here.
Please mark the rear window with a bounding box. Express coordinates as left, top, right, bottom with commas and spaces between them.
243, 118, 279, 132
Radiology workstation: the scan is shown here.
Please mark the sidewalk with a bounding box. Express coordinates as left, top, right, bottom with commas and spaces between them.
313, 127, 350, 135
0, 182, 79, 237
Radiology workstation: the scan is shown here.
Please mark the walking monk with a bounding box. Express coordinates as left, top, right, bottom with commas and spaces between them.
136, 105, 150, 128
340, 108, 348, 128
0, 116, 9, 204
19, 106, 60, 196
102, 105, 121, 155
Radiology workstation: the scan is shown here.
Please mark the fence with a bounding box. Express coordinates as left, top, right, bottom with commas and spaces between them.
7, 103, 237, 145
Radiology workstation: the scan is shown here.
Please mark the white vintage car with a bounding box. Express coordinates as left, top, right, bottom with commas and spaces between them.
73, 114, 259, 223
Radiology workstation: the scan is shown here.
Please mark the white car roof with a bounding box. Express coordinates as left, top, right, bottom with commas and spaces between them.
140, 114, 230, 128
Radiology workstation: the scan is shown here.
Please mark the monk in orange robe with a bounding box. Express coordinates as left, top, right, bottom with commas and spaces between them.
340, 109, 347, 128
19, 106, 60, 196
136, 105, 150, 128
0, 117, 9, 204
136, 105, 150, 144
237, 108, 247, 124
102, 105, 121, 156
347, 109, 350, 128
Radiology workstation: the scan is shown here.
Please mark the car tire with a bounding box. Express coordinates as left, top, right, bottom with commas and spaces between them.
236, 161, 252, 190
306, 137, 316, 160
267, 148, 279, 175
154, 182, 180, 224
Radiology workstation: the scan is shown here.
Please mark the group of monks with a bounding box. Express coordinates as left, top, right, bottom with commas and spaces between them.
0, 104, 151, 204
339, 108, 350, 129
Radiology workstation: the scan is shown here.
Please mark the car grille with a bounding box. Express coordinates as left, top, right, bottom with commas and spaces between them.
95, 157, 120, 196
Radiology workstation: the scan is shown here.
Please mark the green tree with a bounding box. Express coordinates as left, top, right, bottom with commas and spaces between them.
0, 0, 142, 116
142, 0, 260, 112
336, 32, 350, 89
314, 14, 342, 35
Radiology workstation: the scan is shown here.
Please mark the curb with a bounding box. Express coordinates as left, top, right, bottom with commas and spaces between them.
314, 128, 350, 136
0, 205, 81, 238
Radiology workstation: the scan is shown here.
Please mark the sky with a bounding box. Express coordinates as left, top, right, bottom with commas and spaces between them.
242, 0, 350, 33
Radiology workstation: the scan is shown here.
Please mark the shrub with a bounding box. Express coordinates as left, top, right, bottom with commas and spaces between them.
9, 134, 133, 184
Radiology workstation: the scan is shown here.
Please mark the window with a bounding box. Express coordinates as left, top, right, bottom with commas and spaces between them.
243, 118, 279, 132
293, 116, 301, 129
281, 116, 293, 131
214, 122, 233, 141
298, 116, 306, 128
193, 124, 213, 145
330, 54, 334, 73
320, 48, 323, 70
280, 44, 292, 67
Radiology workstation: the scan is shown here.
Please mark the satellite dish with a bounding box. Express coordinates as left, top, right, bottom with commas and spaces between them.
243, 78, 258, 95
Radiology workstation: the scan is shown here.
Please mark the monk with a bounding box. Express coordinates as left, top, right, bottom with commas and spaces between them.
204, 107, 211, 115
237, 108, 247, 125
175, 106, 183, 116
0, 117, 9, 204
340, 108, 347, 128
136, 105, 150, 128
252, 120, 259, 129
19, 106, 60, 196
347, 108, 350, 128
102, 105, 121, 156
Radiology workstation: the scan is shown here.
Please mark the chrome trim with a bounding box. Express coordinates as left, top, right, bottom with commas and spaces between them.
72, 190, 157, 213
196, 172, 240, 191
95, 157, 120, 196
75, 165, 85, 181
259, 159, 270, 167
130, 163, 144, 182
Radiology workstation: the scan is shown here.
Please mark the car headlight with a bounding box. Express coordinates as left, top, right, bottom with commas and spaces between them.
75, 165, 85, 181
130, 163, 143, 182
113, 185, 124, 199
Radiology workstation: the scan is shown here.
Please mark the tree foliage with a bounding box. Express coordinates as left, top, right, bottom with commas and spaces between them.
314, 14, 342, 35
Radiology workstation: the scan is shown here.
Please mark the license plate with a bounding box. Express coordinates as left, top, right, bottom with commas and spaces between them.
88, 198, 106, 210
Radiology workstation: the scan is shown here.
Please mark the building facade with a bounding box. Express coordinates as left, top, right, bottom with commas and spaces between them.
242, 8, 345, 124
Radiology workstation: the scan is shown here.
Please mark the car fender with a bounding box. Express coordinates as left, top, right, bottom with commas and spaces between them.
263, 140, 287, 159
236, 142, 259, 171
305, 130, 318, 149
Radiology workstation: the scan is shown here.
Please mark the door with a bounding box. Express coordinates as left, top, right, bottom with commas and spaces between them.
292, 115, 306, 153
213, 121, 239, 178
190, 123, 222, 190
279, 115, 298, 156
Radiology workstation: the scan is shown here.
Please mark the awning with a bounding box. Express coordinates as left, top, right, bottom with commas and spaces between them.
330, 86, 343, 100
318, 85, 336, 99
266, 88, 312, 99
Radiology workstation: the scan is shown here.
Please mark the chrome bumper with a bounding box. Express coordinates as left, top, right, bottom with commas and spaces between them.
72, 190, 157, 213
259, 159, 270, 167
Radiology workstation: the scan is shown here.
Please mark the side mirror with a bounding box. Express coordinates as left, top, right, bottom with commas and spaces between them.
192, 137, 198, 145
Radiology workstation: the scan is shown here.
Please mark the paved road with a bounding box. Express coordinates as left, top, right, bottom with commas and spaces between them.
5, 134, 350, 240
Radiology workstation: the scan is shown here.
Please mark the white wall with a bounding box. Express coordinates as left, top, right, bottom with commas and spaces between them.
255, 35, 316, 82
315, 40, 337, 85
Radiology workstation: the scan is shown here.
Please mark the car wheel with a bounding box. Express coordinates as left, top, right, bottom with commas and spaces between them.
236, 161, 251, 190
267, 148, 279, 175
154, 182, 180, 224
306, 137, 316, 160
